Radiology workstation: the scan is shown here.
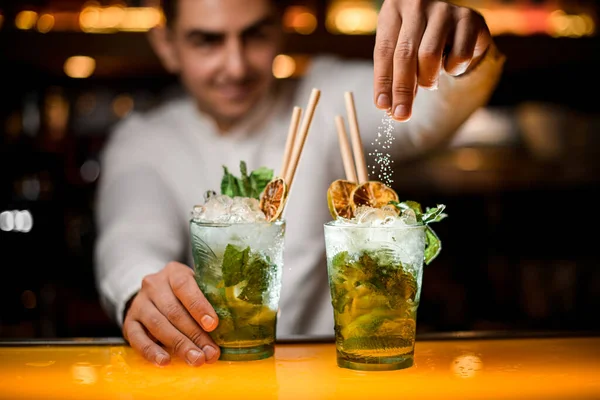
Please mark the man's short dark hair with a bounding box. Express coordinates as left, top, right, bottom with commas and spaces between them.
162, 0, 291, 27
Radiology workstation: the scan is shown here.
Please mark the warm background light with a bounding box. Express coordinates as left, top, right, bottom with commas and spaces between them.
101, 5, 126, 29
36, 13, 55, 33
326, 0, 378, 35
477, 7, 595, 37
15, 10, 38, 30
49, 11, 81, 31
454, 148, 484, 171
119, 7, 163, 32
79, 4, 102, 31
64, 56, 96, 79
5, 2, 596, 38
548, 10, 595, 38
272, 54, 296, 79
80, 4, 163, 33
112, 94, 135, 118
44, 89, 70, 141
283, 6, 317, 35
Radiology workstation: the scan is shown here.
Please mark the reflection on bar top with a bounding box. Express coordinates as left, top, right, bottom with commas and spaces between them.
1, 330, 599, 346
0, 336, 599, 400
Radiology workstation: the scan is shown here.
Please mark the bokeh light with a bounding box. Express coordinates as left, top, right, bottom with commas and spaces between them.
326, 1, 378, 35
64, 56, 96, 79
272, 54, 296, 79
36, 13, 55, 33
112, 94, 134, 118
283, 6, 317, 35
15, 10, 38, 30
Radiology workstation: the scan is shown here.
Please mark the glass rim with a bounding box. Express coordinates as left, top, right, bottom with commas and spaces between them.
190, 219, 285, 227
324, 221, 426, 230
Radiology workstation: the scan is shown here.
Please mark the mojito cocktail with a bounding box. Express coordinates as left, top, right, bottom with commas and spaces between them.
190, 162, 287, 361
325, 180, 447, 371
325, 215, 425, 371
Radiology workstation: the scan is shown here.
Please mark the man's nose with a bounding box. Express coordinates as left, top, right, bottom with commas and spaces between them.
223, 39, 248, 80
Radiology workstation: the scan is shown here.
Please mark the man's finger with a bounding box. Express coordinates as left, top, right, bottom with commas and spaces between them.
155, 291, 221, 363
169, 268, 219, 332
418, 4, 452, 89
140, 305, 207, 367
444, 9, 480, 76
373, 1, 401, 111
391, 12, 426, 121
125, 319, 171, 366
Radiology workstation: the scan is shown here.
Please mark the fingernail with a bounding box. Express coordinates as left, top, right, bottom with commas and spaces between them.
186, 349, 204, 365
155, 353, 169, 366
201, 315, 215, 330
394, 105, 409, 120
452, 62, 469, 76
202, 346, 217, 361
376, 94, 391, 109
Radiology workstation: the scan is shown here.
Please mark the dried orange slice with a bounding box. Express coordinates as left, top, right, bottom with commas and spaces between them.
259, 177, 288, 222
327, 179, 357, 219
351, 181, 399, 211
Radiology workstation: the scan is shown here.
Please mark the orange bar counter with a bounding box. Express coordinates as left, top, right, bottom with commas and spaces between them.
1, 332, 599, 400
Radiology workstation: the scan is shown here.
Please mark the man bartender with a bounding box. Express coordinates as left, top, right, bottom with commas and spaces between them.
94, 0, 505, 367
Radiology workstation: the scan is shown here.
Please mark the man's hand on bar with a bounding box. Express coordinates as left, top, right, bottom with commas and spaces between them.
122, 262, 221, 367
373, 0, 493, 121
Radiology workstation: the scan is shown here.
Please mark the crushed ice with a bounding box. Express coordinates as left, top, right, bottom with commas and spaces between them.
333, 205, 420, 228
192, 194, 267, 223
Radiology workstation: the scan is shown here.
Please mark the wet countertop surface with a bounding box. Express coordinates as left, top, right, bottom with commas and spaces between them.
0, 333, 599, 400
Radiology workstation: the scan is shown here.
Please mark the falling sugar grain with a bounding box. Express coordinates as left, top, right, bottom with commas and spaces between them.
368, 112, 396, 186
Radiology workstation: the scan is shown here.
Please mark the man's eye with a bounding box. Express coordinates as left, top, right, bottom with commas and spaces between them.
191, 36, 222, 48
245, 30, 269, 41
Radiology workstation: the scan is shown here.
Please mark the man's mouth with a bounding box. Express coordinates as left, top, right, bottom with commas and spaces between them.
216, 84, 255, 102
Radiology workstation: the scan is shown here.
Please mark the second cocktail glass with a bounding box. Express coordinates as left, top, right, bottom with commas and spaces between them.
324, 221, 426, 371
324, 91, 446, 371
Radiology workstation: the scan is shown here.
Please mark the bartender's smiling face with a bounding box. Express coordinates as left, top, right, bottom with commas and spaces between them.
150, 0, 283, 130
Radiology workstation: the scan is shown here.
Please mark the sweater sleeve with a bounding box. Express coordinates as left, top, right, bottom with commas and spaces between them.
93, 116, 187, 327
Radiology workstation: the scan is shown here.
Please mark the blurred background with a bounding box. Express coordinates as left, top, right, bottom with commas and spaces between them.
1, 0, 599, 339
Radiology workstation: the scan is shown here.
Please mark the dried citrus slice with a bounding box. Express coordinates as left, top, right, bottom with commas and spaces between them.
351, 181, 399, 211
259, 177, 288, 222
327, 179, 357, 219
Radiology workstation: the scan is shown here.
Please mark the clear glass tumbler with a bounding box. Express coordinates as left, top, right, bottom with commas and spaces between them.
324, 222, 426, 371
190, 220, 285, 361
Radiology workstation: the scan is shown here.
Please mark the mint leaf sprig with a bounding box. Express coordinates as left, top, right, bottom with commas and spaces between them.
389, 201, 448, 265
220, 161, 274, 200
222, 244, 273, 305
